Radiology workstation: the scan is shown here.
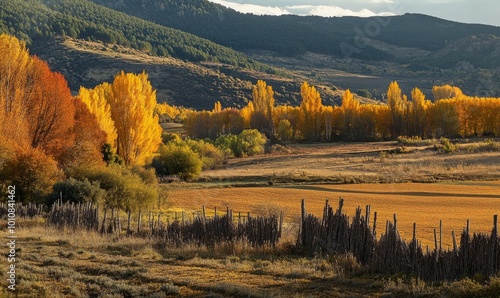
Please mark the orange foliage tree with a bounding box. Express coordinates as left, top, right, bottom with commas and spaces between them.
27, 57, 75, 160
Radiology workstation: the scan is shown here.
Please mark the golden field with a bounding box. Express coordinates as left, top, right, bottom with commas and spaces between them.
166, 182, 500, 249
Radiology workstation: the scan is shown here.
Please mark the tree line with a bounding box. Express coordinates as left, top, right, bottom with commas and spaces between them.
183, 80, 500, 142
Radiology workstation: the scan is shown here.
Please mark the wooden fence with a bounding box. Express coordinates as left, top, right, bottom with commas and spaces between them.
155, 208, 283, 248
44, 202, 283, 248
299, 198, 500, 281
0, 202, 45, 218
47, 201, 99, 231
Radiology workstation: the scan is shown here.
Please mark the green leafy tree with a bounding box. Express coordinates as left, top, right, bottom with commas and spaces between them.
49, 178, 105, 205
152, 144, 202, 180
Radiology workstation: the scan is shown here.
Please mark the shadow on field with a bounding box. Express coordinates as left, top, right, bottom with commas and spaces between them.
279, 185, 500, 199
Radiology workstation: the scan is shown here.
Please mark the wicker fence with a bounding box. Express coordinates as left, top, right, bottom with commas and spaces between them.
299, 198, 500, 281
0, 202, 45, 218
45, 202, 283, 248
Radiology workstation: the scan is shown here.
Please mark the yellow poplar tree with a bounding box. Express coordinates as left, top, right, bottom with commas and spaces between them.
341, 89, 360, 140
0, 34, 33, 148
299, 82, 323, 141
78, 83, 117, 149
409, 87, 430, 138
108, 71, 162, 166
250, 80, 274, 133
387, 81, 408, 136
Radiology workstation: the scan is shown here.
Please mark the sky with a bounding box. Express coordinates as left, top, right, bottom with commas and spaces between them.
207, 0, 500, 27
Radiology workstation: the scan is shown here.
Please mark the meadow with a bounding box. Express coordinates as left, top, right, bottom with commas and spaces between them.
3, 140, 500, 297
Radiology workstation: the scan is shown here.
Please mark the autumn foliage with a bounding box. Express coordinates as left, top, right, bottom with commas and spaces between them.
0, 34, 162, 204
78, 71, 163, 166
185, 79, 500, 142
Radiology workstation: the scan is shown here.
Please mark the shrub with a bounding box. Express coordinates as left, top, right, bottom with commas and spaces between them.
215, 134, 245, 158
276, 119, 293, 142
440, 137, 457, 153
397, 136, 438, 146
443, 278, 483, 297
186, 139, 225, 170
0, 147, 64, 203
240, 129, 267, 156
49, 178, 105, 205
64, 164, 157, 212
152, 144, 202, 180
215, 129, 268, 158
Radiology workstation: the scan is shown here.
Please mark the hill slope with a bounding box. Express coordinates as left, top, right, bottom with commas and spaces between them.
29, 37, 361, 110
0, 0, 276, 73
90, 0, 500, 66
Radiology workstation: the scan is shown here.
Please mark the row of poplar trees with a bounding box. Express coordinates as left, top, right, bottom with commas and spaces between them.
185, 80, 500, 142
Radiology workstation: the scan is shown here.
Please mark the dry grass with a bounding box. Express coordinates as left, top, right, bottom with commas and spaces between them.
2, 222, 385, 297
166, 181, 500, 249
200, 141, 500, 183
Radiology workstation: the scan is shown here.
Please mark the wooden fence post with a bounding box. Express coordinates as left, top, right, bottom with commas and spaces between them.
439, 220, 442, 253
492, 215, 498, 273
452, 231, 458, 255
301, 199, 306, 246
137, 211, 142, 234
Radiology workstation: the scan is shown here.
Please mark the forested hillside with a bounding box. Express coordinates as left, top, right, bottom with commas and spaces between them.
0, 0, 276, 72
90, 0, 391, 60
90, 0, 500, 66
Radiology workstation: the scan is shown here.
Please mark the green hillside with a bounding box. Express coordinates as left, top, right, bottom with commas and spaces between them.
90, 0, 500, 66
0, 0, 276, 73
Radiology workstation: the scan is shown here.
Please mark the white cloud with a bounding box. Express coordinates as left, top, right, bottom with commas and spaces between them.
209, 0, 290, 15
285, 5, 396, 17
208, 0, 396, 17
369, 0, 395, 4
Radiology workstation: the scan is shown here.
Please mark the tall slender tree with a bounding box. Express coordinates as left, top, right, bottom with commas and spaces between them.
108, 71, 162, 166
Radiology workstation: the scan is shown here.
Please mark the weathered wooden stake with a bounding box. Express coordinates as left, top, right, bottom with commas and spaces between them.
439, 220, 442, 253
137, 211, 142, 233
434, 229, 438, 255
127, 211, 132, 234
365, 205, 371, 228
452, 231, 458, 255
279, 211, 284, 237
393, 214, 397, 235
301, 199, 306, 245
373, 212, 377, 238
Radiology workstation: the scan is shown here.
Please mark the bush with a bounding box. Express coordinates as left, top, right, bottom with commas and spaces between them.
469, 139, 500, 153
440, 137, 457, 153
49, 178, 105, 205
215, 134, 245, 158
186, 139, 225, 170
152, 144, 202, 180
65, 164, 157, 212
215, 129, 268, 158
0, 147, 64, 203
276, 119, 293, 142
443, 278, 483, 297
397, 136, 438, 146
